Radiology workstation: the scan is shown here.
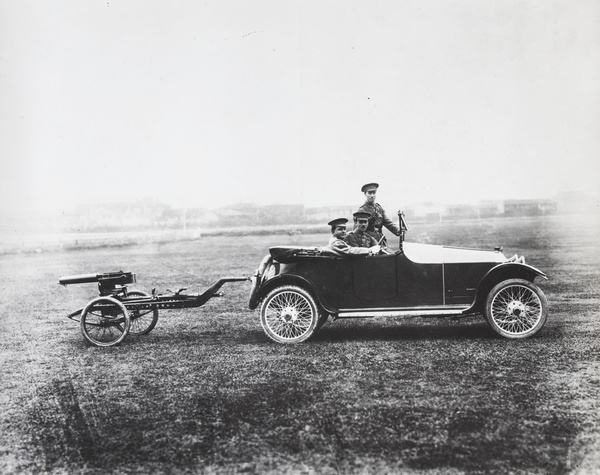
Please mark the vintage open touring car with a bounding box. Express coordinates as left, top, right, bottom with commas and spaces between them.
248, 220, 548, 344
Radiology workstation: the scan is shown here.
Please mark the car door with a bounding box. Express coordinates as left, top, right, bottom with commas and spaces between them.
346, 253, 443, 308
395, 254, 444, 307
352, 254, 397, 302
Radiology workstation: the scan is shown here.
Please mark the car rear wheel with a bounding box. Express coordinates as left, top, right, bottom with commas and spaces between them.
484, 279, 547, 339
260, 286, 319, 343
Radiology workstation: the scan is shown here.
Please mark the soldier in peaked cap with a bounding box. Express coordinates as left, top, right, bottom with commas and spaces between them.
327, 217, 348, 231
357, 182, 402, 247
345, 211, 380, 249
320, 217, 380, 257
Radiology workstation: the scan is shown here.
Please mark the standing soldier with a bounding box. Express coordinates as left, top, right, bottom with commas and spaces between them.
357, 182, 402, 247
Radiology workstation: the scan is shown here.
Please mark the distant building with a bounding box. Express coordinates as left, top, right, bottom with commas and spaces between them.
215, 203, 305, 226
257, 204, 306, 225
444, 203, 479, 220
404, 202, 444, 222
183, 208, 219, 228
75, 200, 171, 231
216, 203, 259, 227
305, 206, 355, 223
504, 199, 557, 217
478, 200, 503, 218
556, 191, 599, 214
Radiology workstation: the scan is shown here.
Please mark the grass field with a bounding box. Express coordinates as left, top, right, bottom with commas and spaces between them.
1, 214, 599, 474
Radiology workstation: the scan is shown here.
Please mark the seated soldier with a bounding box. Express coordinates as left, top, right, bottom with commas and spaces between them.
347, 210, 397, 255
345, 211, 379, 248
321, 217, 380, 257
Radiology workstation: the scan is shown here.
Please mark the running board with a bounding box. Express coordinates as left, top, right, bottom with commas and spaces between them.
337, 307, 469, 318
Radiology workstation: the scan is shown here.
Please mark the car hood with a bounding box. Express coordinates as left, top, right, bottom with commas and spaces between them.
403, 242, 507, 264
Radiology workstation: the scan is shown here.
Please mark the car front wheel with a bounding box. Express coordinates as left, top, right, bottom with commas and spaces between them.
484, 279, 548, 339
260, 285, 319, 343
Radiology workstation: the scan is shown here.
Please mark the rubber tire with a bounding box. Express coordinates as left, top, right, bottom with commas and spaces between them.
123, 290, 159, 336
484, 279, 548, 339
260, 285, 319, 343
80, 296, 131, 347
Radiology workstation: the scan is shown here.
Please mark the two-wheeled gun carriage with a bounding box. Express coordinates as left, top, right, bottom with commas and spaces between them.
59, 271, 248, 347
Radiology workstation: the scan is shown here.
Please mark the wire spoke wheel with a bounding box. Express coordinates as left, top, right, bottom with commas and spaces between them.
121, 290, 159, 336
485, 279, 548, 339
260, 286, 318, 343
80, 297, 130, 347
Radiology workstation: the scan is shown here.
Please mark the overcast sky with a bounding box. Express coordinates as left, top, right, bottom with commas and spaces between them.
1, 0, 599, 214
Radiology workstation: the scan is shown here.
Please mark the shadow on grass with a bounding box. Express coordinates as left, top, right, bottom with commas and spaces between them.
318, 315, 563, 345
108, 318, 560, 349
315, 320, 497, 343
112, 322, 496, 348
64, 310, 562, 352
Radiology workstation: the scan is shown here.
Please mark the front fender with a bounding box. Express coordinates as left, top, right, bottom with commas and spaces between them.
467, 262, 547, 313
249, 274, 334, 313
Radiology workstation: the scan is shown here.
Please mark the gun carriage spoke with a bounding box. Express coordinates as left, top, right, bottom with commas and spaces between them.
119, 290, 159, 336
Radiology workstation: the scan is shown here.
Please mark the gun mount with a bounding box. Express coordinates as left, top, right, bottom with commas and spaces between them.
59, 270, 249, 347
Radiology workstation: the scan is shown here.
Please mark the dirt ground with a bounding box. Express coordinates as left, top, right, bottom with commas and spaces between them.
1, 214, 599, 474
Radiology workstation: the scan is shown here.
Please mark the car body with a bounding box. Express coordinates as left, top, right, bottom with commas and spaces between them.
248, 240, 548, 343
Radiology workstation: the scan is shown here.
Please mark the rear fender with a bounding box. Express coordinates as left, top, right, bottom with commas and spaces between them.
250, 274, 333, 313
467, 263, 547, 313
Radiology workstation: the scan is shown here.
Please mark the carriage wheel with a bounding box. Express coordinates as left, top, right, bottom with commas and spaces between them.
121, 290, 159, 335
484, 279, 548, 339
80, 296, 131, 347
260, 286, 318, 343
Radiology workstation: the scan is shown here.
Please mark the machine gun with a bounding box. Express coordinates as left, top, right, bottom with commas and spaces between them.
59, 271, 136, 296
59, 270, 248, 347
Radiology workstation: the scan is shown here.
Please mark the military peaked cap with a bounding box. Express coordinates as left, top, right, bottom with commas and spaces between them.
327, 217, 348, 227
353, 210, 371, 220
361, 182, 379, 193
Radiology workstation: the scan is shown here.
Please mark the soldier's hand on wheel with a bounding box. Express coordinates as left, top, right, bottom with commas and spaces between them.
370, 245, 381, 255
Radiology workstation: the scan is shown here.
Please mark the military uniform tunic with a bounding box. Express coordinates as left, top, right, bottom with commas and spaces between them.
357, 201, 401, 244
321, 236, 371, 256
344, 231, 378, 248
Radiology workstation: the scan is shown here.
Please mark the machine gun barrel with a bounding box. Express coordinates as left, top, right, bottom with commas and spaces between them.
59, 271, 136, 287
59, 273, 101, 285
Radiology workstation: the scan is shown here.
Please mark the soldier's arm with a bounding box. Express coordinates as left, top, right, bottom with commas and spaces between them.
331, 239, 370, 255
344, 233, 357, 247
381, 207, 401, 236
